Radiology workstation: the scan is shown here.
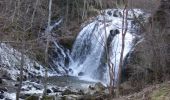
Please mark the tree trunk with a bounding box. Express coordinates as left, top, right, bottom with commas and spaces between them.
117, 3, 128, 96
16, 36, 25, 100
43, 0, 52, 97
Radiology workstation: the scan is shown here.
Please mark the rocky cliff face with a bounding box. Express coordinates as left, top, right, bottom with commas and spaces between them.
0, 43, 56, 99
124, 0, 170, 91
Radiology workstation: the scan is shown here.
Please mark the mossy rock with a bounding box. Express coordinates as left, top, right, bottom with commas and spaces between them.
25, 95, 39, 100
42, 96, 55, 100
151, 84, 170, 100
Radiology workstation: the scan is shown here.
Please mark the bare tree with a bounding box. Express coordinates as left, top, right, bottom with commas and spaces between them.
116, 0, 128, 96
43, 0, 52, 97
103, 16, 115, 97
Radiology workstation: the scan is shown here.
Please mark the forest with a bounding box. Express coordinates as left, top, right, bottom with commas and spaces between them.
0, 0, 170, 100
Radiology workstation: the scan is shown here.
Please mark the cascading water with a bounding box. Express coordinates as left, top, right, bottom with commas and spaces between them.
42, 18, 73, 75
69, 9, 147, 84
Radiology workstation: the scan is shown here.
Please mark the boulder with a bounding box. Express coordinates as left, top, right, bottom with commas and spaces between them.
0, 90, 4, 94
46, 89, 52, 94
0, 87, 8, 92
2, 74, 11, 80
51, 87, 61, 93
61, 88, 84, 96
0, 94, 4, 99
0, 78, 2, 84
94, 82, 105, 91
5, 98, 12, 100
78, 72, 84, 76
78, 89, 84, 95
62, 89, 72, 95
14, 84, 19, 87
86, 83, 106, 96
17, 75, 27, 81
34, 65, 40, 70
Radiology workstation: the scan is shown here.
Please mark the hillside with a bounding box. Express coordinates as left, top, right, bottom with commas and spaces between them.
0, 0, 170, 100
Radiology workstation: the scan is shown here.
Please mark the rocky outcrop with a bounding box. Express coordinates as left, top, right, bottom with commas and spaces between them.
123, 0, 170, 92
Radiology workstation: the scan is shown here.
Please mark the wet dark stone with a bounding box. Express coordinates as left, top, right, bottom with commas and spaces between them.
2, 74, 11, 80
78, 89, 84, 95
0, 78, 2, 84
89, 85, 95, 90
17, 77, 20, 81
34, 86, 41, 90
62, 89, 72, 95
23, 75, 27, 81
0, 87, 8, 92
25, 69, 28, 73
51, 87, 60, 93
28, 73, 34, 79
34, 65, 40, 70
78, 72, 84, 76
0, 90, 4, 94
0, 94, 4, 99
17, 75, 27, 81
68, 69, 73, 74
107, 11, 112, 16
14, 84, 19, 87
46, 89, 52, 94
5, 98, 12, 100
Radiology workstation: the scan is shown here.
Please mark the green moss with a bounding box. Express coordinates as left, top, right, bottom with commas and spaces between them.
151, 84, 170, 100
42, 96, 55, 100
25, 95, 39, 100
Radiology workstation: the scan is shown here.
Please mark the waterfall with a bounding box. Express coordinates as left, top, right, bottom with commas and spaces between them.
42, 18, 73, 75
69, 9, 146, 83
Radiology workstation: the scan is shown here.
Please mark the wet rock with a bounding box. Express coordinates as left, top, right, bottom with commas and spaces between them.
0, 69, 11, 80
0, 78, 2, 84
0, 94, 4, 99
107, 11, 112, 16
17, 77, 20, 81
62, 89, 72, 95
51, 87, 61, 93
0, 90, 4, 94
33, 84, 42, 90
28, 73, 34, 79
23, 75, 27, 81
94, 82, 105, 91
34, 86, 41, 90
46, 89, 52, 94
2, 74, 11, 80
78, 89, 84, 95
36, 75, 41, 79
89, 85, 95, 90
68, 69, 73, 74
86, 83, 106, 96
34, 65, 40, 70
78, 72, 84, 76
17, 75, 27, 81
5, 98, 12, 100
14, 84, 19, 87
25, 69, 28, 73
0, 87, 8, 92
